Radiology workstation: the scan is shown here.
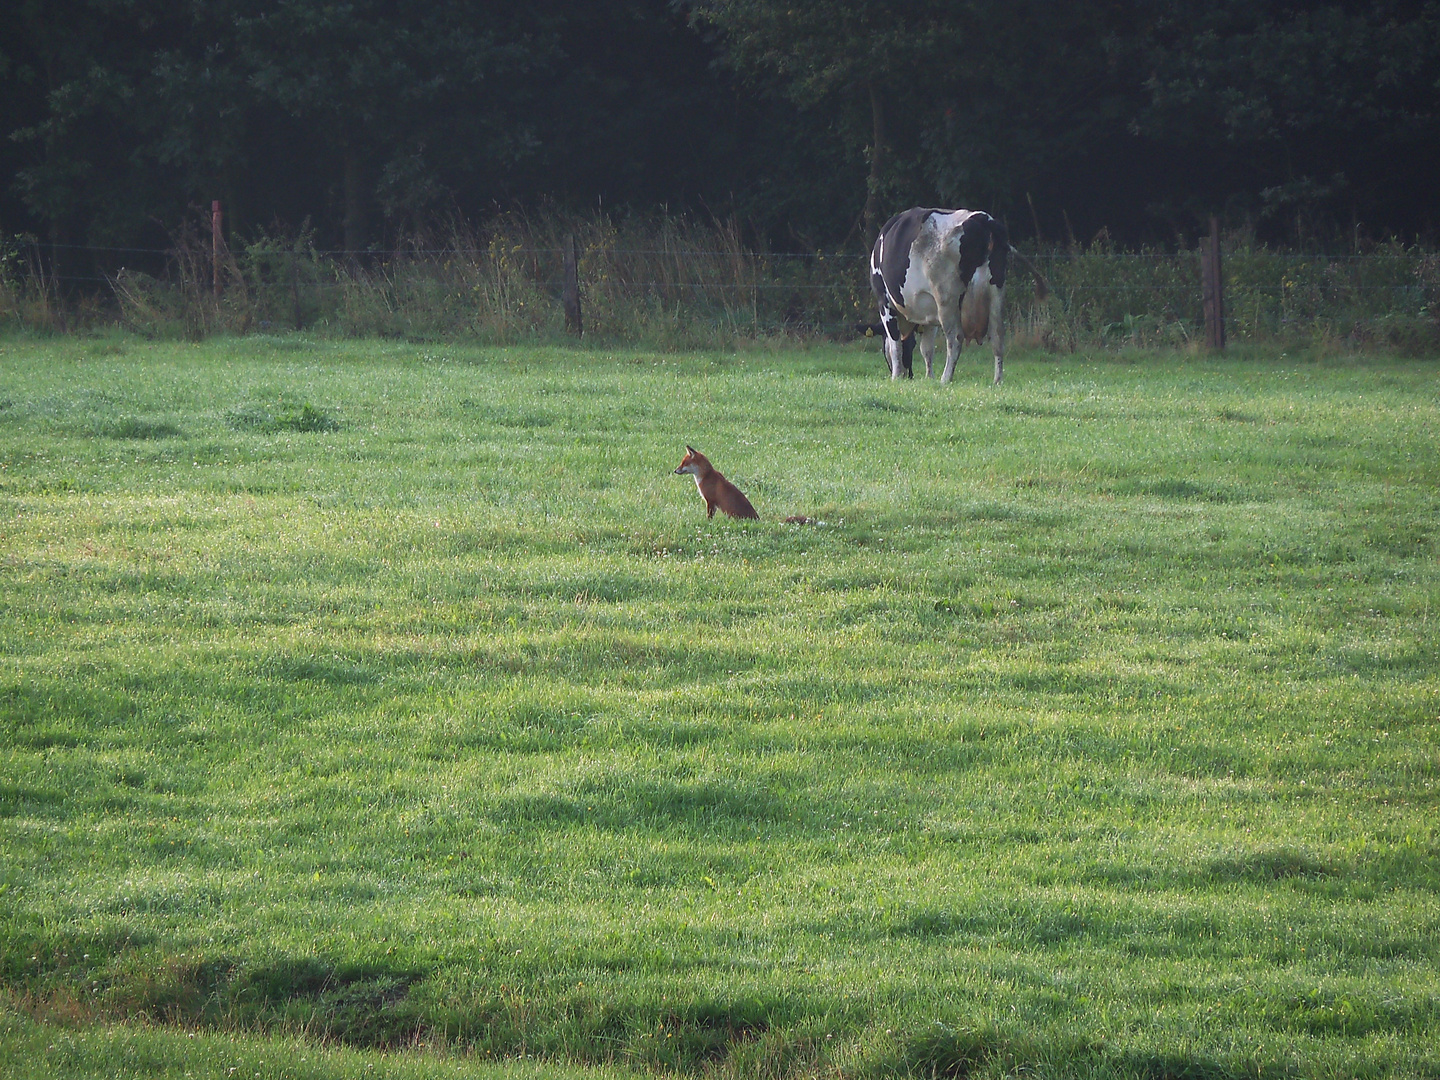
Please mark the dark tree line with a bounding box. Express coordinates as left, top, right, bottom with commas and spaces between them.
2, 0, 1437, 266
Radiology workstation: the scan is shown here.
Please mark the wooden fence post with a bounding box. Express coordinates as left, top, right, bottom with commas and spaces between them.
290, 251, 302, 331
212, 200, 223, 299
1202, 214, 1225, 350
563, 234, 582, 335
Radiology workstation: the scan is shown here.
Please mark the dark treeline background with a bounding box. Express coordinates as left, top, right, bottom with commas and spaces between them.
3, 0, 1438, 265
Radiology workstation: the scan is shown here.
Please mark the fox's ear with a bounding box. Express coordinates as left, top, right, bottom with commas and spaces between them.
685, 445, 696, 454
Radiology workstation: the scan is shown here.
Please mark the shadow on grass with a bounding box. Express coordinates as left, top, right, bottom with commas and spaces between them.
8, 936, 1431, 1076
492, 776, 793, 833
224, 959, 426, 1045
6, 941, 792, 1071
2, 680, 141, 738
1103, 477, 1256, 503
7, 942, 428, 1048
879, 1023, 1097, 1080
1203, 847, 1331, 882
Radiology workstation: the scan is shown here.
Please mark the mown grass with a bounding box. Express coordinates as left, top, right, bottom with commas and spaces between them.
0, 335, 1437, 1079
0, 1006, 639, 1079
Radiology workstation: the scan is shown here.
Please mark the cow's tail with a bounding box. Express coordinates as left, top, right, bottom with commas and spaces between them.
1008, 247, 1051, 301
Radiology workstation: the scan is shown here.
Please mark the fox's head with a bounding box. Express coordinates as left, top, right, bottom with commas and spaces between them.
673, 445, 709, 476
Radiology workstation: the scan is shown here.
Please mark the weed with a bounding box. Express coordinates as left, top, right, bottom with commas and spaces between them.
225, 402, 339, 433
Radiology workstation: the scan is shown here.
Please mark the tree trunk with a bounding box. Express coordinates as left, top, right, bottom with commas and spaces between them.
864, 83, 887, 240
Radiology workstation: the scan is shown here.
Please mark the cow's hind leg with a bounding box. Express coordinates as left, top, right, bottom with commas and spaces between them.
918, 325, 938, 379
988, 285, 1006, 384
884, 334, 912, 379
882, 310, 915, 380
938, 315, 963, 385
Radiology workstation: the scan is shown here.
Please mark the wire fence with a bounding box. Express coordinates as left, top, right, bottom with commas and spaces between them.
5, 229, 1438, 352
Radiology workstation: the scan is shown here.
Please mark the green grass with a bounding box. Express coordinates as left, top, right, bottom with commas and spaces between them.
1, 334, 1437, 1079
0, 1008, 638, 1080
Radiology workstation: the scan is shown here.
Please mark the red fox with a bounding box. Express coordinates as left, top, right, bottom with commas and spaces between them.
673, 445, 759, 520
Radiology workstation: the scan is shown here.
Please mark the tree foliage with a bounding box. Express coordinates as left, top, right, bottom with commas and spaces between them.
0, 0, 1436, 257
1133, 0, 1440, 236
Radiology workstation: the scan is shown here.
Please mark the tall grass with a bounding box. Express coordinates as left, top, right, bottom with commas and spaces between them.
108, 213, 853, 347
0, 234, 83, 334
6, 213, 1438, 353
1020, 242, 1440, 353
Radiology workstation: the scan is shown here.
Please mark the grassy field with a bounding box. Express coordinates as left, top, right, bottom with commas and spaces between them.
0, 335, 1437, 1079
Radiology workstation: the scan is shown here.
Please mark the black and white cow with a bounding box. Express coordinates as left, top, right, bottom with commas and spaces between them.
870, 206, 1011, 384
